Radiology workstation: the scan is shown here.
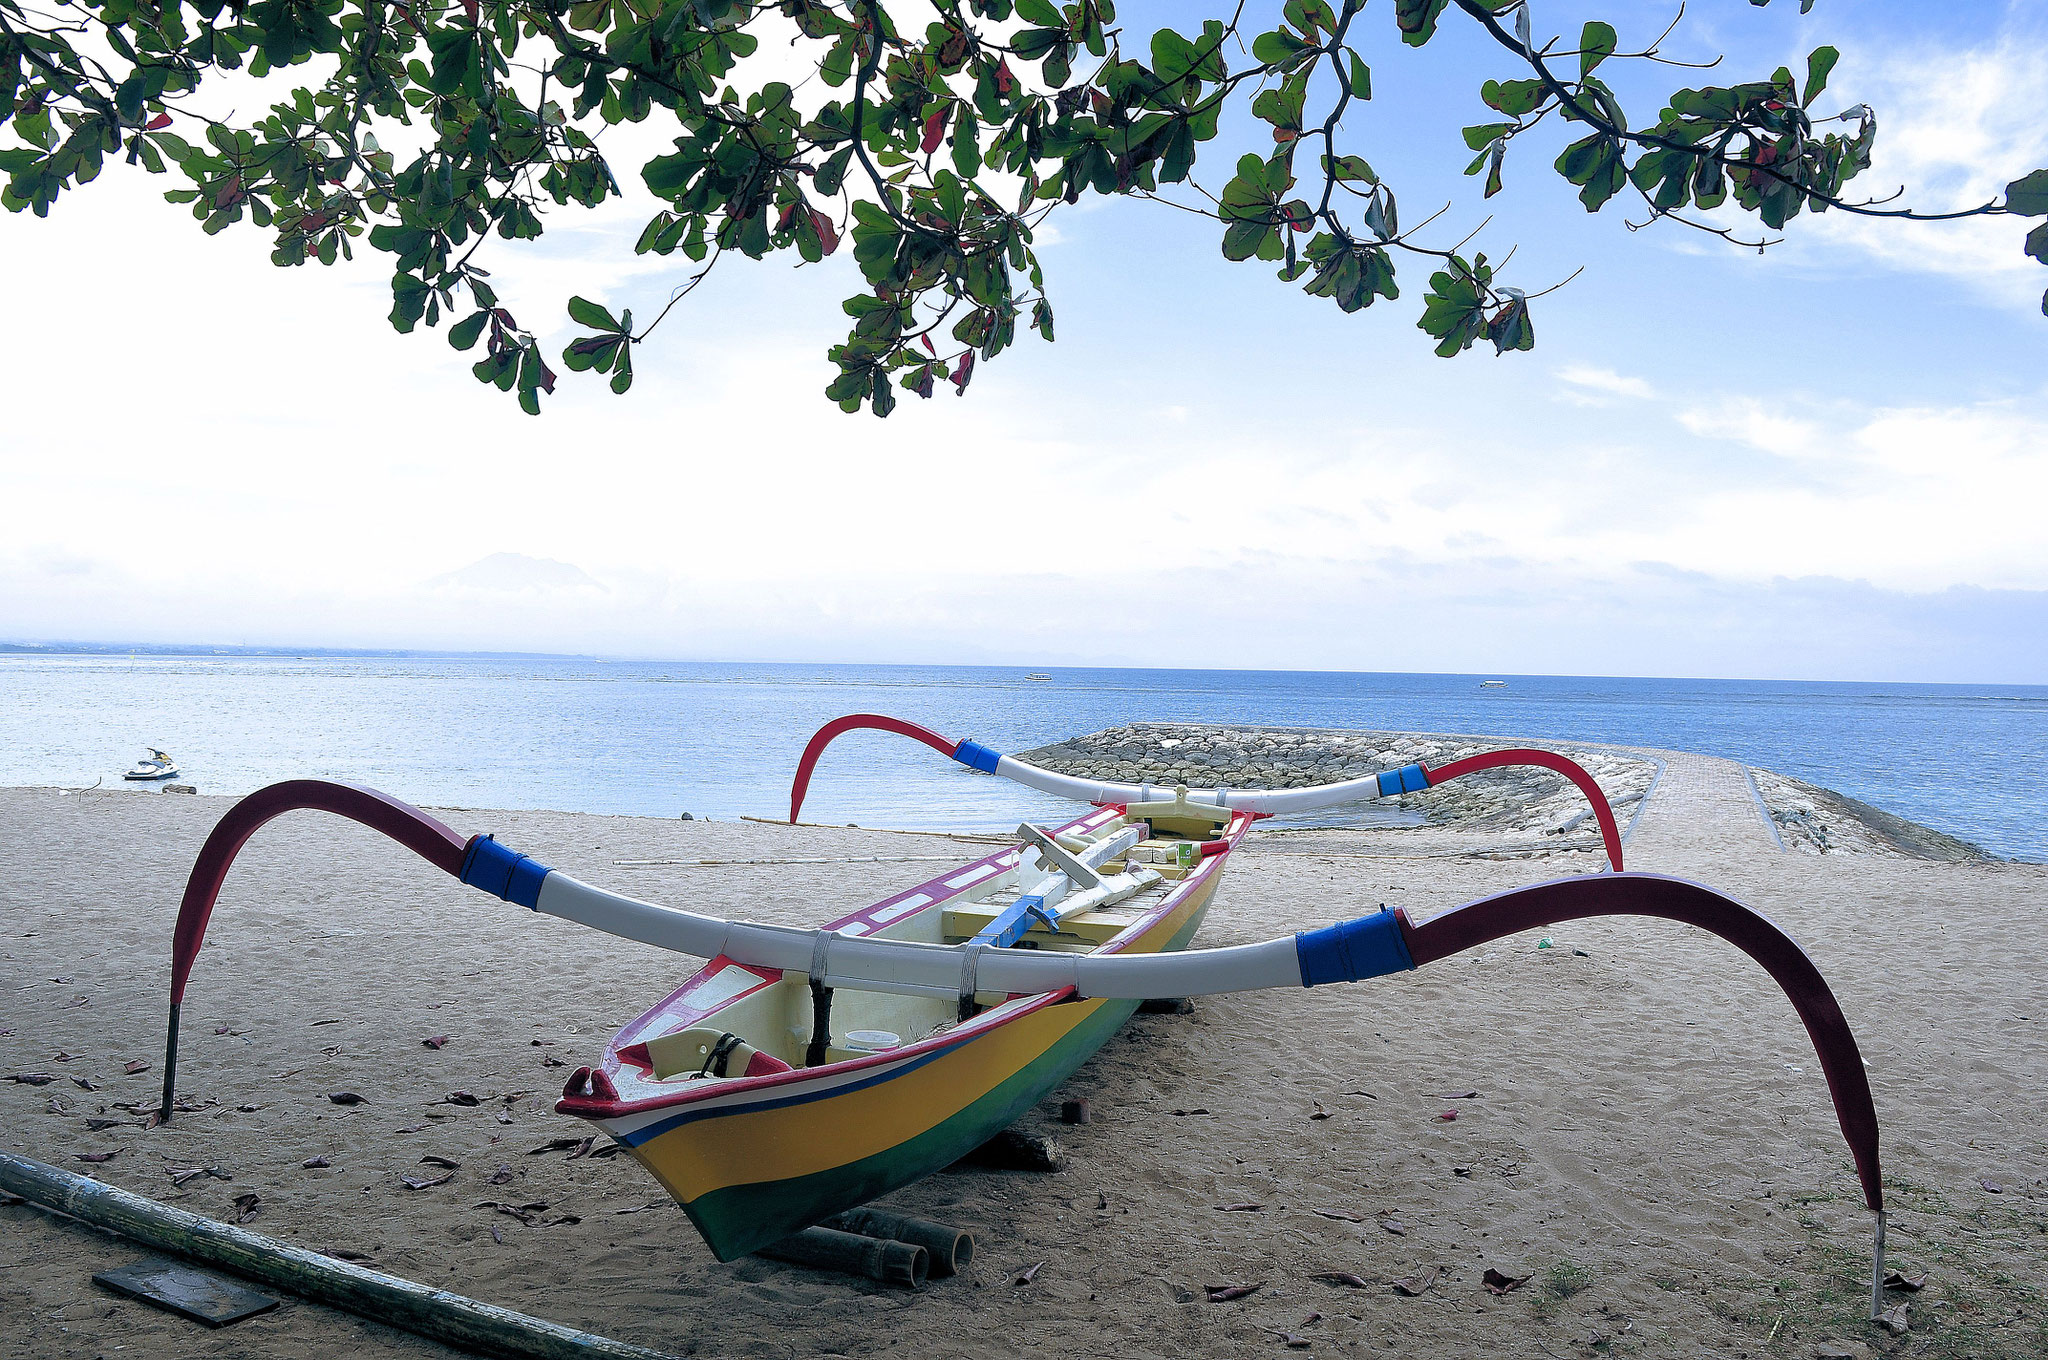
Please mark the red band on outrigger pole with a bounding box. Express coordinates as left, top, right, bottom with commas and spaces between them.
160, 780, 471, 1123
788, 713, 961, 823
1424, 748, 1626, 872
1398, 872, 1882, 1214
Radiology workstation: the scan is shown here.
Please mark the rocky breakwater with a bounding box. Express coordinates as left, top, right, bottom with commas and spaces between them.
1013, 723, 1659, 841
1749, 767, 1991, 860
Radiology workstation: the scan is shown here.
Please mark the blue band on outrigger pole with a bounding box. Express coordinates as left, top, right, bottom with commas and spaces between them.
952, 740, 1003, 773
1375, 763, 1429, 797
1296, 909, 1415, 987
461, 835, 553, 910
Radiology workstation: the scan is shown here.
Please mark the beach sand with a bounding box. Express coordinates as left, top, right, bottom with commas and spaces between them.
2, 750, 2044, 1358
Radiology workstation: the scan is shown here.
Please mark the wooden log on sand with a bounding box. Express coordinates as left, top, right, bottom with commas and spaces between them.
0, 1150, 674, 1360
821, 1208, 975, 1276
755, 1227, 928, 1287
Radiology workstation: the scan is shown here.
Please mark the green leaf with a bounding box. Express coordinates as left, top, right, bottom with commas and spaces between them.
447, 311, 490, 351
1464, 122, 1514, 151
951, 108, 981, 179
1346, 52, 1371, 101
1579, 21, 1617, 78
1151, 28, 1201, 85
387, 273, 430, 334
1284, 0, 1337, 39
2004, 169, 2048, 216
567, 296, 621, 332
1487, 295, 1533, 353
1012, 27, 1066, 61
1692, 155, 1726, 209
1395, 0, 1449, 46
1803, 46, 1839, 105
1221, 220, 1274, 261
1482, 78, 1545, 117
2025, 220, 2048, 266
820, 36, 854, 86
1159, 121, 1197, 183
1250, 30, 1312, 67
1325, 153, 1378, 185
814, 146, 855, 196
560, 335, 616, 372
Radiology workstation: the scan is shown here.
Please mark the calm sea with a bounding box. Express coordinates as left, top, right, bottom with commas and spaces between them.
1, 655, 2041, 862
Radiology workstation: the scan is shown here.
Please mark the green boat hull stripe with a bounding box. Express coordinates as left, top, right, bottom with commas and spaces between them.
687, 904, 1211, 1260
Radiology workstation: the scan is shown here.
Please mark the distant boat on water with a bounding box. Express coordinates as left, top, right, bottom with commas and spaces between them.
1023, 673, 1052, 682
124, 748, 179, 781
1479, 679, 1508, 689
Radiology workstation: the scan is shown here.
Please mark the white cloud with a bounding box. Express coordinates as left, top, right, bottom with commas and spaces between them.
1787, 23, 2048, 308
1555, 365, 1656, 405
428, 554, 608, 595
1677, 399, 1828, 461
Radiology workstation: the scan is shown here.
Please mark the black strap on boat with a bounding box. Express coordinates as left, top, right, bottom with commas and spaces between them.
699, 1032, 745, 1078
957, 941, 989, 1023
805, 979, 833, 1068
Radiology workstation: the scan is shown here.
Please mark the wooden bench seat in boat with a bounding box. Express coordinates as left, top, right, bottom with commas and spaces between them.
941, 900, 1148, 948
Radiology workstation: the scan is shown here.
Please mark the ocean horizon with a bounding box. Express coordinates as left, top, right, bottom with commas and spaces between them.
3, 650, 2042, 862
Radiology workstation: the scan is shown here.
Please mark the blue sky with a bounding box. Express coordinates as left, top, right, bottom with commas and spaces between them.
2, 0, 2044, 681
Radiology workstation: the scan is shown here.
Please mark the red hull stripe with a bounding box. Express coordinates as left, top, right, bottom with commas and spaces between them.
606, 1036, 970, 1147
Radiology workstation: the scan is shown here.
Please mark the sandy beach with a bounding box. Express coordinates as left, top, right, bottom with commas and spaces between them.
3, 748, 2044, 1359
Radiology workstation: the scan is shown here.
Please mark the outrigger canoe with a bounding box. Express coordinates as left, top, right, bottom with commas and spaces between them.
156, 713, 1895, 1312
562, 796, 1247, 1258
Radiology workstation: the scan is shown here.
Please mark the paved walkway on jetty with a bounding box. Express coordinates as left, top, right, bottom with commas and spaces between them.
1625, 747, 1785, 868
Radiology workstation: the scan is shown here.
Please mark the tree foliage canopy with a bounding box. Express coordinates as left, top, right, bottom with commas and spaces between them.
6, 0, 2044, 414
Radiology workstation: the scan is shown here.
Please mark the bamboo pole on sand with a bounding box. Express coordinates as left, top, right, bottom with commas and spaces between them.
0, 1150, 676, 1360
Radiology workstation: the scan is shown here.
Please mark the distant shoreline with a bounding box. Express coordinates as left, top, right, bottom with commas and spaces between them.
3, 657, 2034, 860
14, 720, 1998, 863
5, 645, 2044, 690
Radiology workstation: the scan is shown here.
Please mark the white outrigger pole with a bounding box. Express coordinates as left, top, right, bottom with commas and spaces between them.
154, 715, 1890, 1318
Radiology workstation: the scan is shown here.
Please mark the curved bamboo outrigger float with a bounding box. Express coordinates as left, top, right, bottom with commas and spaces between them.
786, 712, 1629, 871
156, 714, 1887, 1314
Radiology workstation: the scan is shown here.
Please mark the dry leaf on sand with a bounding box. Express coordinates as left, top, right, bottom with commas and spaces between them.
1204, 1282, 1264, 1302
1482, 1268, 1530, 1295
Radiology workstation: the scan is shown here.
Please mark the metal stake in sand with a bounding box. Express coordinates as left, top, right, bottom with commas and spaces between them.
0, 1151, 676, 1360
1871, 1209, 1887, 1321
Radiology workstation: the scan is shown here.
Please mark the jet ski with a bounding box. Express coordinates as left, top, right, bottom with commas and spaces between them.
124, 748, 180, 781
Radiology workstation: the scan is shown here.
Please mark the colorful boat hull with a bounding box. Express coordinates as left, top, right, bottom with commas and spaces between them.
560, 812, 1235, 1260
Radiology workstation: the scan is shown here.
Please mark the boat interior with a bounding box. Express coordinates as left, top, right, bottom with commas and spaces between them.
611, 794, 1242, 1089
